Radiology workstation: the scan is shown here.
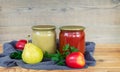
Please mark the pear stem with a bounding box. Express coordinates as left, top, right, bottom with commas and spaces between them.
26, 35, 31, 43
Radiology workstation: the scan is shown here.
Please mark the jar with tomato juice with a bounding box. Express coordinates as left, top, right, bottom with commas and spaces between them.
59, 26, 85, 54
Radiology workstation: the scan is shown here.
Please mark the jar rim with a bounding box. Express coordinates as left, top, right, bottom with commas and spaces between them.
32, 25, 56, 30
59, 25, 85, 31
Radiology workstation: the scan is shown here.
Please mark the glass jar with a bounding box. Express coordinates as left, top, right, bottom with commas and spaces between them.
32, 25, 56, 54
59, 26, 85, 54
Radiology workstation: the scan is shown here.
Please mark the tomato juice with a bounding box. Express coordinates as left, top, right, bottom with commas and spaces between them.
59, 26, 85, 54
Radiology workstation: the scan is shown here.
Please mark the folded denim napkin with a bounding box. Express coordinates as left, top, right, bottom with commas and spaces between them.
0, 40, 96, 70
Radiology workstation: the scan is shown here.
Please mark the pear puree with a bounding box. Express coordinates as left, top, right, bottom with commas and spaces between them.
32, 25, 56, 54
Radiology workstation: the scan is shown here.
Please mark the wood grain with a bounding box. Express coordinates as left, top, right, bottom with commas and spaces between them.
0, 0, 120, 71
0, 44, 120, 72
0, 0, 120, 44
0, 24, 120, 44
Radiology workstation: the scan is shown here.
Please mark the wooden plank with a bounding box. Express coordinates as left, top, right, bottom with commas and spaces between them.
0, 44, 2, 53
0, 0, 120, 8
96, 44, 120, 49
86, 68, 120, 72
0, 25, 120, 44
0, 26, 32, 44
1, 67, 120, 72
0, 0, 120, 27
0, 67, 120, 72
0, 8, 120, 27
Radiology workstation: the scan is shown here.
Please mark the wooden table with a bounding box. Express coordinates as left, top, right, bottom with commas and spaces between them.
0, 44, 120, 72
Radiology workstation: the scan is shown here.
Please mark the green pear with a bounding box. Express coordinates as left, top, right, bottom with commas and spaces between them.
22, 43, 43, 64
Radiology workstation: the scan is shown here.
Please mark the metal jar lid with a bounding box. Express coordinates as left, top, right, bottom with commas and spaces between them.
32, 25, 56, 30
59, 26, 85, 31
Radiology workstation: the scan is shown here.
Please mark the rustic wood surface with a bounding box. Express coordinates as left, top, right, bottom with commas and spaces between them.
0, 0, 120, 44
0, 24, 120, 44
0, 44, 120, 72
0, 1, 120, 71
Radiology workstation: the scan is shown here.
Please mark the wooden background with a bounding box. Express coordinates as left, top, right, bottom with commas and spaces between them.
0, 0, 120, 44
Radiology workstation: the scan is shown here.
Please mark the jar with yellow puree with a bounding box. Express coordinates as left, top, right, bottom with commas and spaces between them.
32, 25, 56, 54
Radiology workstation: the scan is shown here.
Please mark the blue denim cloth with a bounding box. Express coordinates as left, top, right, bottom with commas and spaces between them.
0, 40, 96, 70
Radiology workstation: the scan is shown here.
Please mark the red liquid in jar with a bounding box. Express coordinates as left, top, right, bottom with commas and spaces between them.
59, 26, 85, 54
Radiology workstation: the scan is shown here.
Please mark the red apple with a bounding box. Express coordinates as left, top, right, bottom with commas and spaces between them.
15, 39, 27, 50
66, 52, 85, 68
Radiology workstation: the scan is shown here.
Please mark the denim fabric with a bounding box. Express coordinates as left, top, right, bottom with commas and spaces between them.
0, 40, 96, 70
